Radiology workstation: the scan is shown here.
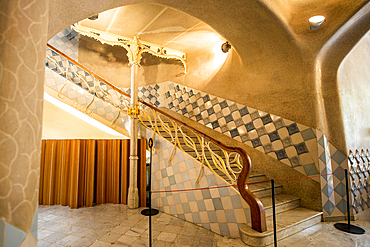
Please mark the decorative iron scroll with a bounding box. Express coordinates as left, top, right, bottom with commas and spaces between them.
348, 149, 370, 214
71, 23, 187, 73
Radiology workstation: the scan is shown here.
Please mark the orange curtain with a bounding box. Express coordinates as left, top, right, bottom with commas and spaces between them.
39, 139, 147, 208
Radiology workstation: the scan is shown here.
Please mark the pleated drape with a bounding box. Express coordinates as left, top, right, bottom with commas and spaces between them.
39, 139, 147, 208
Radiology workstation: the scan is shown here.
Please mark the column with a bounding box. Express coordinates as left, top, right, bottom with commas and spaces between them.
127, 63, 140, 208
0, 0, 48, 246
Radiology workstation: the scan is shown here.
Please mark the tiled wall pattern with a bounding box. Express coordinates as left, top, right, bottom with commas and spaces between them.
44, 66, 129, 129
160, 82, 320, 180
317, 132, 348, 217
0, 209, 38, 247
48, 27, 79, 61
348, 149, 370, 215
145, 130, 251, 238
121, 84, 161, 107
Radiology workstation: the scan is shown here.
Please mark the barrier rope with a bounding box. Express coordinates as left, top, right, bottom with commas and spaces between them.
151, 170, 345, 193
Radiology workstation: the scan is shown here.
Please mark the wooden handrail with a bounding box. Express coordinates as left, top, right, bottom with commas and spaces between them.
46, 43, 267, 232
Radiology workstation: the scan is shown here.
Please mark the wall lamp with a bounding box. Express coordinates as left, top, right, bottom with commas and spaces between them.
88, 14, 99, 20
309, 15, 326, 30
221, 41, 231, 53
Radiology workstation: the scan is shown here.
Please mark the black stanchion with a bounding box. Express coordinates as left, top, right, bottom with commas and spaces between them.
141, 138, 159, 247
334, 169, 365, 234
271, 179, 277, 247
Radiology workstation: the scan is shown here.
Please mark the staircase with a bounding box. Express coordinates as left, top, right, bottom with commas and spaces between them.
144, 118, 322, 246
242, 173, 322, 246
45, 44, 323, 246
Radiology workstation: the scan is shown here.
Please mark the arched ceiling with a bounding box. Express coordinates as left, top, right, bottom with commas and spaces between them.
48, 0, 370, 142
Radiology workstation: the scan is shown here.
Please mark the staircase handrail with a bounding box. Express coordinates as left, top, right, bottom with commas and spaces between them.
46, 43, 267, 232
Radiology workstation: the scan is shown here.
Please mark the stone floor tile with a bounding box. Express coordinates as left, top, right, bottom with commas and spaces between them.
99, 232, 122, 243
156, 232, 177, 242
131, 238, 149, 247
90, 240, 112, 247
152, 240, 172, 247
116, 234, 136, 245
55, 234, 80, 246
70, 237, 96, 247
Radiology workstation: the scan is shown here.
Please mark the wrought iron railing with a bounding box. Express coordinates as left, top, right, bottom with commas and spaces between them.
45, 44, 267, 232
348, 149, 370, 214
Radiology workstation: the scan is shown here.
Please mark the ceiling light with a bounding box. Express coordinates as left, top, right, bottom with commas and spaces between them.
309, 15, 326, 30
88, 14, 99, 20
221, 41, 231, 53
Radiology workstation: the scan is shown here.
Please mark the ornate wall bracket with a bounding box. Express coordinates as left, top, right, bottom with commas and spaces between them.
128, 104, 140, 118
72, 23, 188, 73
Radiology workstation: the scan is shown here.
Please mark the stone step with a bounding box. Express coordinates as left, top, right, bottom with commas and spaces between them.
259, 193, 300, 217
240, 207, 322, 246
248, 173, 267, 183
249, 182, 283, 198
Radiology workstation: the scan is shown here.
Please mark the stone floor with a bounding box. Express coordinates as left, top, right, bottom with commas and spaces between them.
37, 204, 221, 247
38, 204, 370, 247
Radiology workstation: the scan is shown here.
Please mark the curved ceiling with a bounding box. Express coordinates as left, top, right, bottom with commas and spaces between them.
48, 0, 370, 140
76, 4, 232, 88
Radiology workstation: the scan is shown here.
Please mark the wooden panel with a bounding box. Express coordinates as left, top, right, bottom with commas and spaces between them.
112, 139, 121, 204
138, 139, 147, 207
39, 138, 148, 208
120, 140, 130, 205
84, 140, 95, 207
39, 140, 46, 205
95, 139, 106, 205
105, 140, 113, 203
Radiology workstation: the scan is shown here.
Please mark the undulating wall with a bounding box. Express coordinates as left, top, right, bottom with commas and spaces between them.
338, 29, 370, 151
337, 29, 370, 219
0, 0, 48, 246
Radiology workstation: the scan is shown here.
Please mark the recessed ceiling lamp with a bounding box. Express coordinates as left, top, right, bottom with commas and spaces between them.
309, 15, 326, 30
221, 41, 231, 53
88, 14, 99, 20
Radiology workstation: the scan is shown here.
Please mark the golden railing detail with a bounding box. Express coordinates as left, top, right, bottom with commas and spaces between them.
45, 44, 267, 232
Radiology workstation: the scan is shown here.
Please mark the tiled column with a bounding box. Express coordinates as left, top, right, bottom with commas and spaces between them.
0, 0, 48, 246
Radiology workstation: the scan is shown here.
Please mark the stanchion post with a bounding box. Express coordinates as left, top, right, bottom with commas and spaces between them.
141, 138, 159, 246
345, 169, 350, 227
334, 169, 365, 234
271, 179, 277, 247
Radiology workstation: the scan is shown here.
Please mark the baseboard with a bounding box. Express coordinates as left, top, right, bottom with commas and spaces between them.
323, 215, 356, 222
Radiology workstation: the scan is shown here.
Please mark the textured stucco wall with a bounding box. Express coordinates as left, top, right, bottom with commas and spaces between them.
46, 0, 370, 158
338, 29, 370, 151
0, 0, 48, 246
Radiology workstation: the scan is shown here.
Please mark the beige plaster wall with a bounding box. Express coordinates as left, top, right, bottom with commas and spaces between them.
338, 29, 370, 151
46, 0, 370, 157
42, 100, 126, 139
0, 0, 48, 242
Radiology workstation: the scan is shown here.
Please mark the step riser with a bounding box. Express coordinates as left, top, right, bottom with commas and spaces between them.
248, 175, 267, 183
241, 214, 322, 246
264, 199, 300, 217
252, 186, 283, 198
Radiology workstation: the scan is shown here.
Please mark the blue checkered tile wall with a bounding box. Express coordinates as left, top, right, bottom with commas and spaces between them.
145, 130, 251, 238
45, 66, 128, 129
158, 82, 320, 180
317, 131, 348, 217
120, 85, 161, 107
48, 27, 79, 61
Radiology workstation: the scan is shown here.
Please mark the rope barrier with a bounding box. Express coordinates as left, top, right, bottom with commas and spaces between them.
151, 170, 345, 193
